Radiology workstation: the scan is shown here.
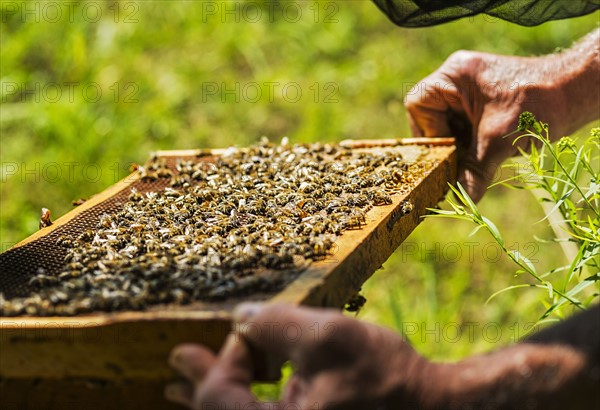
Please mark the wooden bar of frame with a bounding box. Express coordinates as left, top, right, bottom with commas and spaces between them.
0, 138, 456, 409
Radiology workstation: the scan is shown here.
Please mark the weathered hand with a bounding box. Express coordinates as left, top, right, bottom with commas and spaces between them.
166, 303, 431, 409
166, 303, 599, 409
404, 30, 599, 202
166, 333, 261, 409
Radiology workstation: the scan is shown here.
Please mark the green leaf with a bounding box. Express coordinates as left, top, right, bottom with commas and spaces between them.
486, 284, 537, 304
468, 224, 485, 237
482, 216, 503, 244
546, 281, 553, 299
455, 182, 480, 218
510, 250, 537, 275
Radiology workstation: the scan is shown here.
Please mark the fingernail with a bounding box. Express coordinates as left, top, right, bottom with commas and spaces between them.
233, 302, 263, 323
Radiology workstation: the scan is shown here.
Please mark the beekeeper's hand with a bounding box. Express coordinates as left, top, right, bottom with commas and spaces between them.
404, 29, 599, 202
166, 303, 431, 409
166, 303, 599, 409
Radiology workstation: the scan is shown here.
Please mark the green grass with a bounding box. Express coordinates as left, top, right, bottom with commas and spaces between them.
2, 1, 599, 369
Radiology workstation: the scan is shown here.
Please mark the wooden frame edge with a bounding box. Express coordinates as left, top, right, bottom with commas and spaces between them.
12, 173, 141, 249
339, 137, 456, 148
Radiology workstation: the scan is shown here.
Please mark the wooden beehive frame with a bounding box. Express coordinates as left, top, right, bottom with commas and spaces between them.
0, 138, 456, 384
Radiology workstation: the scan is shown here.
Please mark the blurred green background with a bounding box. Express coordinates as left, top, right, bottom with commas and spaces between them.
1, 0, 599, 366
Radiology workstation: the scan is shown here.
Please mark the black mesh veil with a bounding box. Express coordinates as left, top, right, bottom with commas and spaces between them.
372, 0, 600, 27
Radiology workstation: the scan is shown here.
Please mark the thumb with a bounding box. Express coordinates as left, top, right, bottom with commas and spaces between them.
194, 334, 262, 408
202, 333, 255, 388
458, 165, 492, 204
233, 303, 341, 367
457, 133, 505, 203
456, 137, 495, 203
460, 114, 519, 202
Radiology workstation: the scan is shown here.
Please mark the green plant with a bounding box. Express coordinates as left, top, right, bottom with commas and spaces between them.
428, 113, 599, 325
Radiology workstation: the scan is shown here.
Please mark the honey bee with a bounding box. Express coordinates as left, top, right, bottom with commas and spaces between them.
345, 293, 367, 313
39, 208, 52, 229
158, 168, 174, 178
401, 201, 414, 215
369, 191, 393, 206
5, 139, 435, 317
71, 198, 87, 206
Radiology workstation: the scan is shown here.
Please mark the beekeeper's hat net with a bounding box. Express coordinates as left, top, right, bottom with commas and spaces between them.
372, 0, 599, 27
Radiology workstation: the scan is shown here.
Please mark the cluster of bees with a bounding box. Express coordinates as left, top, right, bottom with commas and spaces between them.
0, 139, 428, 316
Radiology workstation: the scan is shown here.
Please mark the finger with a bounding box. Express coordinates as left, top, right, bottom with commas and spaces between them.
281, 374, 308, 405
457, 141, 504, 204
405, 104, 453, 137
459, 114, 516, 203
196, 334, 265, 408
233, 303, 344, 367
214, 333, 255, 385
299, 373, 350, 410
404, 73, 463, 138
176, 334, 263, 409
457, 166, 489, 204
406, 111, 424, 137
164, 381, 194, 408
169, 344, 218, 383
